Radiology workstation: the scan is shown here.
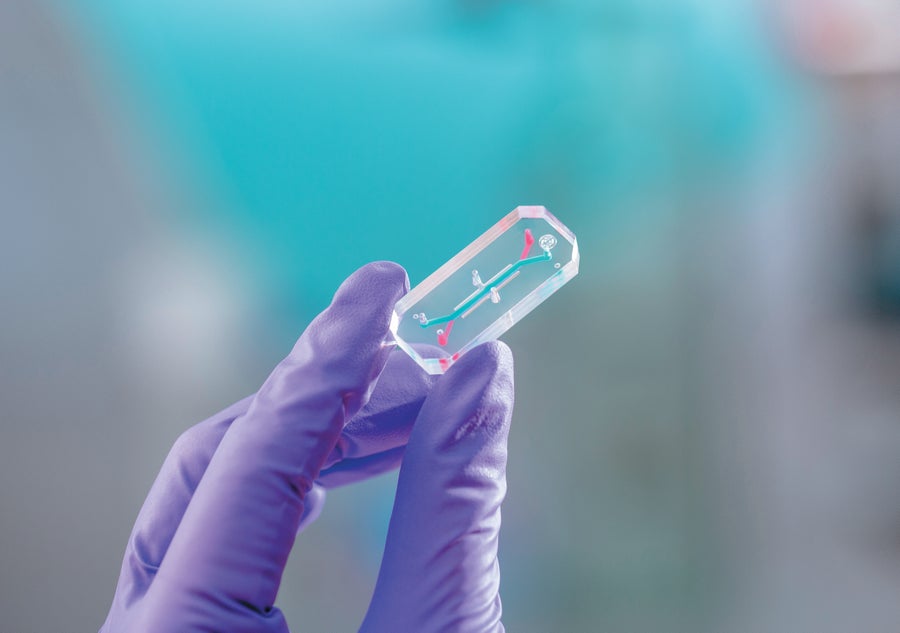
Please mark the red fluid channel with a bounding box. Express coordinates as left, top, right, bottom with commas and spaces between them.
437, 320, 454, 346
520, 228, 534, 260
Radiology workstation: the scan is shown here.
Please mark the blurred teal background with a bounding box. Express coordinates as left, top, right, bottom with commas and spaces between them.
58, 0, 782, 305
3, 1, 900, 631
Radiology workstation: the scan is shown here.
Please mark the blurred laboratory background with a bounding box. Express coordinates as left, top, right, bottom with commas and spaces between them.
1, 0, 899, 631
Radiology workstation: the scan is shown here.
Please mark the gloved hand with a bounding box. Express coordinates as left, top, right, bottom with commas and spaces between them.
101, 261, 514, 633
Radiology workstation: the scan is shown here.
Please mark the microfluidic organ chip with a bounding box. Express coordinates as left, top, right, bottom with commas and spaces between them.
391, 206, 579, 374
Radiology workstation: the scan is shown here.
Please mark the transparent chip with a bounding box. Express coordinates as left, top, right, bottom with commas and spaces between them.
391, 206, 580, 374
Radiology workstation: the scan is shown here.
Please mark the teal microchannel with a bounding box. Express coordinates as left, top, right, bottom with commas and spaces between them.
419, 250, 553, 328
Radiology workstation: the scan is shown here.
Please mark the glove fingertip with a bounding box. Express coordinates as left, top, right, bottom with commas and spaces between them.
345, 261, 410, 300
430, 340, 515, 439
447, 340, 513, 382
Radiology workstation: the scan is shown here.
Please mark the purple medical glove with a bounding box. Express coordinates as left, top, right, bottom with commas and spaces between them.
101, 261, 514, 632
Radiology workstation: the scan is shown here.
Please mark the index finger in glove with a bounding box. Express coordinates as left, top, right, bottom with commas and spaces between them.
136, 261, 408, 631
